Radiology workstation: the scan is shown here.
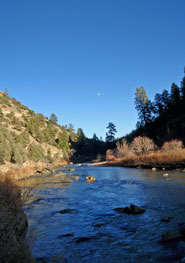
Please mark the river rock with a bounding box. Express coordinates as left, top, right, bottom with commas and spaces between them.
162, 230, 183, 241
84, 176, 96, 183
160, 217, 172, 223
75, 236, 93, 243
68, 168, 75, 172
74, 176, 80, 181
114, 204, 146, 214
152, 167, 157, 171
163, 173, 169, 177
59, 209, 77, 214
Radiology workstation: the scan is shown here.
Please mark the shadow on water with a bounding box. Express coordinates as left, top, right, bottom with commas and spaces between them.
21, 165, 185, 263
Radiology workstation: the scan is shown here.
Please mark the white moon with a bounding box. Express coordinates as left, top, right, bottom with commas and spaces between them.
97, 92, 101, 96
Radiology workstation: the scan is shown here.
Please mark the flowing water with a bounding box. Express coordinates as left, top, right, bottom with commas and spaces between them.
19, 165, 185, 262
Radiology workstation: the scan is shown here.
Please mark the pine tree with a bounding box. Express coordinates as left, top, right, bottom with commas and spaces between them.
106, 122, 117, 142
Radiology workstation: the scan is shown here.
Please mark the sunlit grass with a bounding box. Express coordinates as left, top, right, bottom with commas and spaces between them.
108, 149, 185, 167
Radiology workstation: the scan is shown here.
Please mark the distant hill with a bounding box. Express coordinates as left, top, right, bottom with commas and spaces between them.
0, 92, 77, 166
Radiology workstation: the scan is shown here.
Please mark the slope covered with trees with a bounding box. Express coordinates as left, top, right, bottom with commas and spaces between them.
0, 92, 78, 166
126, 71, 185, 144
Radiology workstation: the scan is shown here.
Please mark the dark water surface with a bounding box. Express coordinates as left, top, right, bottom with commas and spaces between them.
20, 165, 185, 262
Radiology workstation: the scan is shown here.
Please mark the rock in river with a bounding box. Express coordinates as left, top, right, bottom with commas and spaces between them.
59, 209, 77, 214
162, 230, 183, 241
68, 168, 75, 172
114, 204, 146, 214
84, 176, 96, 183
75, 236, 94, 243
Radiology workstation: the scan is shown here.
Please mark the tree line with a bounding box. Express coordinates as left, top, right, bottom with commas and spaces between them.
127, 69, 185, 144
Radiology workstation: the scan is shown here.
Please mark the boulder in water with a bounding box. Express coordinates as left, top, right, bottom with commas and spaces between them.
68, 168, 75, 172
114, 204, 146, 214
84, 176, 96, 183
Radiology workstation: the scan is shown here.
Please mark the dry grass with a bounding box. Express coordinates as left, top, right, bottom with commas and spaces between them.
108, 149, 185, 168
0, 177, 33, 263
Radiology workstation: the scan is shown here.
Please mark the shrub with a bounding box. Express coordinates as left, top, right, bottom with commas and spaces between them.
116, 139, 130, 158
28, 143, 44, 162
106, 149, 116, 161
0, 178, 33, 262
162, 139, 183, 152
11, 143, 26, 164
131, 136, 156, 155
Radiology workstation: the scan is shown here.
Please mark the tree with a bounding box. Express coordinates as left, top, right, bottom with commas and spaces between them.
106, 122, 117, 142
4, 88, 8, 96
135, 86, 153, 125
50, 113, 58, 124
92, 133, 99, 141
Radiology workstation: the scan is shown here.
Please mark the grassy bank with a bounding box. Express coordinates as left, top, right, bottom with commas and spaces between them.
0, 177, 33, 263
106, 149, 185, 169
0, 159, 69, 181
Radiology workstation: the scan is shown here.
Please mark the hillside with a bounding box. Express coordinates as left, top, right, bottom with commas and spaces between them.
0, 91, 77, 170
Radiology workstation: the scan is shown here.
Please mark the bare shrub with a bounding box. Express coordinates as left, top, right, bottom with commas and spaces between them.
0, 177, 33, 263
131, 136, 156, 155
116, 139, 131, 158
106, 149, 116, 161
162, 139, 183, 152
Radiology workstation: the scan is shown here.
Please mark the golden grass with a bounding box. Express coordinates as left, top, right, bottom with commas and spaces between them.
0, 177, 33, 263
108, 149, 185, 167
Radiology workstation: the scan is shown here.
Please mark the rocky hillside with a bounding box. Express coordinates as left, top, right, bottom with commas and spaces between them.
0, 92, 77, 167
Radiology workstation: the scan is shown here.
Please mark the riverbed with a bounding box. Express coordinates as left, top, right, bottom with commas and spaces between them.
19, 165, 185, 262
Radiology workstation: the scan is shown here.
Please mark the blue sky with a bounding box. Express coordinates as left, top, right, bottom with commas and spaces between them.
0, 0, 185, 139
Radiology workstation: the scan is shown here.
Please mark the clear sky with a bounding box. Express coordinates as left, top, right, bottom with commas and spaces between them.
0, 0, 185, 139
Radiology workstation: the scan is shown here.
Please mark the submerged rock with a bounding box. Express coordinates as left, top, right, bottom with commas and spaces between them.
84, 176, 96, 183
75, 236, 94, 243
59, 209, 77, 214
162, 230, 183, 241
160, 217, 172, 223
58, 233, 74, 238
74, 176, 80, 181
114, 204, 146, 214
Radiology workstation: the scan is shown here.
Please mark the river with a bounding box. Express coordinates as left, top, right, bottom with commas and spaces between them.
18, 165, 185, 262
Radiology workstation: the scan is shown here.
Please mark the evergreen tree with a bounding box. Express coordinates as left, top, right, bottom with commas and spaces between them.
106, 122, 117, 142
50, 113, 58, 124
135, 86, 152, 125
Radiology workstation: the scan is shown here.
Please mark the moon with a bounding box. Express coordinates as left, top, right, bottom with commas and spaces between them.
97, 92, 101, 96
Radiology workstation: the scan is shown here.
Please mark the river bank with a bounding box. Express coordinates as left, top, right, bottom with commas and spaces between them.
0, 160, 69, 182
91, 150, 185, 170
0, 177, 33, 263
